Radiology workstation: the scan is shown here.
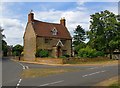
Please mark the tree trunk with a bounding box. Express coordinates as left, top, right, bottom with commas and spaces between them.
110, 53, 112, 59
109, 49, 113, 59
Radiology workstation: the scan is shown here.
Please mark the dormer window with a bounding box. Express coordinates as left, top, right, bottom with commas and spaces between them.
51, 27, 58, 35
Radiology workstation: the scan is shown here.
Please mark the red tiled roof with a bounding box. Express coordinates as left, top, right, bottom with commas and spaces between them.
32, 20, 72, 39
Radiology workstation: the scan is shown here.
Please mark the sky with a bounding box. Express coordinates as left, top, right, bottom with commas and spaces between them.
0, 0, 119, 46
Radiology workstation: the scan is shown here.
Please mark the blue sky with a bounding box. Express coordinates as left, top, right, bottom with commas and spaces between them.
0, 1, 118, 46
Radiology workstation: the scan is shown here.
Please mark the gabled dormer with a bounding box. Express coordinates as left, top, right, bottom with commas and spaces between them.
51, 27, 58, 35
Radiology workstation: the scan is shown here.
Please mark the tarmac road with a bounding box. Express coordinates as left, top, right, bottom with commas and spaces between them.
2, 57, 118, 88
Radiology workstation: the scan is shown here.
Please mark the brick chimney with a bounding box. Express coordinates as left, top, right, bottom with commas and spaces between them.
60, 17, 66, 26
28, 10, 34, 22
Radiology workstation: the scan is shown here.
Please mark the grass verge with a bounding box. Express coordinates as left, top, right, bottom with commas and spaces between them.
64, 59, 118, 65
21, 68, 79, 78
109, 82, 120, 88
96, 76, 120, 88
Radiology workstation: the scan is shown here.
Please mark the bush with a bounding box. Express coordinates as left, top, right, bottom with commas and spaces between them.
95, 51, 105, 57
63, 54, 70, 58
59, 56, 66, 59
35, 49, 49, 58
78, 46, 104, 58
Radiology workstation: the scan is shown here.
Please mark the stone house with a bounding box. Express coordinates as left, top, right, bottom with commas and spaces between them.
23, 12, 72, 60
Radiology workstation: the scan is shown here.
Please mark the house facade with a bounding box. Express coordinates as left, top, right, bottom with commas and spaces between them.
23, 12, 72, 60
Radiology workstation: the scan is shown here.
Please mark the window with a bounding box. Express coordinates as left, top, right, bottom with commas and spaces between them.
62, 50, 67, 56
45, 38, 51, 43
51, 27, 58, 35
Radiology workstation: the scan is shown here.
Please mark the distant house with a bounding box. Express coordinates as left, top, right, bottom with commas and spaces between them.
23, 12, 72, 60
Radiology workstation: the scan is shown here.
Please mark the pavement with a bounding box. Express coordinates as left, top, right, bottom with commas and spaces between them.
2, 57, 119, 88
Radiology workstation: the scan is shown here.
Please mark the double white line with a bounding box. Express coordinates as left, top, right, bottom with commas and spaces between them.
17, 62, 29, 70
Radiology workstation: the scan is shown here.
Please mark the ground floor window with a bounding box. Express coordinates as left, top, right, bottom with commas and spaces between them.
62, 50, 67, 56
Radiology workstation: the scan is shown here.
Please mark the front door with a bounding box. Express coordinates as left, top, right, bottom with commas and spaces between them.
57, 46, 61, 57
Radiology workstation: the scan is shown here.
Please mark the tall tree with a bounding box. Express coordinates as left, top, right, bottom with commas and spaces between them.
87, 10, 120, 59
73, 25, 86, 46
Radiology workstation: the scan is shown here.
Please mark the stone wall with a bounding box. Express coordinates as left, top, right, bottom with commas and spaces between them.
24, 23, 36, 61
36, 37, 72, 57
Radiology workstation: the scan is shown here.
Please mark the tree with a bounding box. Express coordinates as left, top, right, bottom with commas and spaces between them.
73, 25, 86, 46
2, 40, 8, 56
73, 25, 86, 54
87, 10, 120, 59
0, 27, 5, 39
0, 26, 8, 56
12, 44, 23, 56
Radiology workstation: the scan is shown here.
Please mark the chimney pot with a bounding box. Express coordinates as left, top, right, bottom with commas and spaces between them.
28, 11, 34, 23
60, 17, 66, 26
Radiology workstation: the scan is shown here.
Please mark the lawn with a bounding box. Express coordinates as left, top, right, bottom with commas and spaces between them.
109, 82, 120, 88
21, 68, 79, 78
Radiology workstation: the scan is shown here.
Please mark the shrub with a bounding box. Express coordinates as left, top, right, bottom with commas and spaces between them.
35, 49, 41, 57
59, 56, 66, 59
63, 54, 70, 58
95, 51, 105, 57
78, 46, 96, 58
35, 49, 49, 58
78, 46, 104, 58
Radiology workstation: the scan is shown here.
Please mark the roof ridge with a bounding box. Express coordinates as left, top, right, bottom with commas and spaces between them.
33, 20, 61, 25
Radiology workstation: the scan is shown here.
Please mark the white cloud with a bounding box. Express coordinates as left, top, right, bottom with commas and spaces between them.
0, 18, 25, 45
35, 9, 90, 38
0, 2, 118, 45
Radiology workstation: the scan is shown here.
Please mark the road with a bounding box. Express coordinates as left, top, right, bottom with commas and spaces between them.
2, 57, 118, 88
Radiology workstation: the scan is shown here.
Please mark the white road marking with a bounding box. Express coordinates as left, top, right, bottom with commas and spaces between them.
25, 66, 29, 69
39, 80, 64, 86
16, 62, 25, 69
89, 67, 99, 69
16, 62, 29, 70
16, 79, 22, 88
82, 70, 106, 77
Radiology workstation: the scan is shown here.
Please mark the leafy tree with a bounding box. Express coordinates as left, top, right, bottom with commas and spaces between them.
12, 44, 23, 56
87, 10, 120, 59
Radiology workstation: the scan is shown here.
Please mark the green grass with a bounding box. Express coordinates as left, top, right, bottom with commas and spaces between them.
109, 82, 120, 88
21, 68, 79, 78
